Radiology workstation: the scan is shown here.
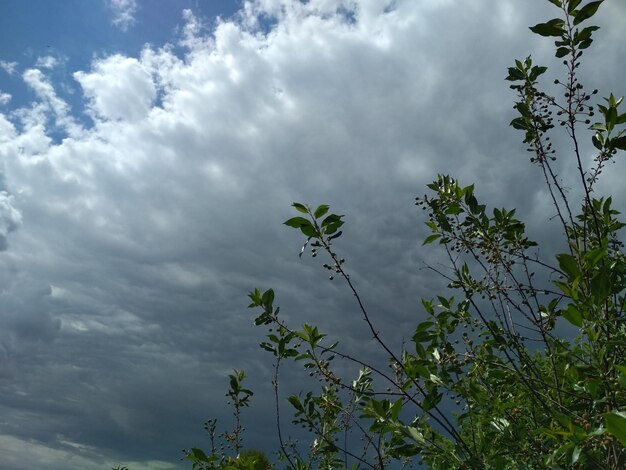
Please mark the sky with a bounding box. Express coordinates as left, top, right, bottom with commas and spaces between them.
0, 0, 625, 468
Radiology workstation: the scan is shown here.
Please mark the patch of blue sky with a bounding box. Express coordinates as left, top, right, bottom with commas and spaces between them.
0, 0, 242, 141
336, 4, 357, 25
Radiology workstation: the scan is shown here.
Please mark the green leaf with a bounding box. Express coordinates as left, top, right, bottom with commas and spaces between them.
555, 46, 570, 58
284, 216, 318, 237
323, 222, 344, 235
429, 374, 444, 386
547, 0, 562, 6
614, 136, 626, 151
529, 18, 565, 37
405, 426, 426, 445
574, 25, 599, 45
506, 67, 525, 81
412, 328, 435, 344
491, 417, 510, 433
529, 65, 547, 81
616, 365, 626, 387
567, 0, 583, 14
191, 448, 210, 461
444, 204, 462, 215
592, 133, 604, 150
607, 106, 618, 129
573, 1, 603, 25
288, 395, 304, 412
603, 411, 626, 446
300, 224, 317, 237
292, 202, 309, 214
284, 216, 312, 229
556, 253, 581, 279
313, 204, 329, 219
562, 304, 583, 327
421, 300, 434, 315
422, 391, 442, 411
488, 368, 509, 380
516, 102, 532, 118
259, 342, 276, 353
510, 117, 529, 130
248, 288, 261, 305
321, 214, 343, 228
423, 234, 441, 245
584, 243, 607, 267
261, 288, 275, 307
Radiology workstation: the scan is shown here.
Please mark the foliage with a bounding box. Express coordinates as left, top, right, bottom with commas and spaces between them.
184, 371, 265, 470
194, 0, 626, 468
186, 448, 272, 470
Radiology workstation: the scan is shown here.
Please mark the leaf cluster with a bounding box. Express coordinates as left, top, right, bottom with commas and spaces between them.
190, 1, 626, 469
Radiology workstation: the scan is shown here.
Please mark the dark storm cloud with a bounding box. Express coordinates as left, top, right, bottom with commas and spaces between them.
0, 1, 624, 468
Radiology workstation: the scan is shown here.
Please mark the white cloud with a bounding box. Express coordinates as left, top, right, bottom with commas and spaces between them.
22, 68, 82, 137
107, 0, 138, 31
0, 434, 176, 470
0, 1, 625, 468
23, 70, 69, 118
0, 114, 15, 141
0, 192, 21, 251
0, 60, 18, 75
0, 92, 10, 106
74, 55, 156, 122
34, 56, 59, 69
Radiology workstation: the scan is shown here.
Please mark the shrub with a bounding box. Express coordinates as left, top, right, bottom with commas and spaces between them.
193, 1, 626, 468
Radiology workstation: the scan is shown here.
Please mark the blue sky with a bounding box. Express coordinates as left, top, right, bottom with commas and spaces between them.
0, 1, 625, 469
1, 1, 241, 125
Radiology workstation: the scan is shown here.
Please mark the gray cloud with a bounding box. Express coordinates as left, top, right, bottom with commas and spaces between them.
0, 192, 21, 251
0, 0, 625, 468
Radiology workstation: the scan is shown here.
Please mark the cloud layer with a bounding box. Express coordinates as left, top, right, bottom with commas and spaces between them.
0, 0, 625, 468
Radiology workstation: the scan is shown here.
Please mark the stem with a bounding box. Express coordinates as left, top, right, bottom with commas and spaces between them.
273, 359, 298, 469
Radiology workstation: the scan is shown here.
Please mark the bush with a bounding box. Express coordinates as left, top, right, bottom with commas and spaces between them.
192, 1, 626, 468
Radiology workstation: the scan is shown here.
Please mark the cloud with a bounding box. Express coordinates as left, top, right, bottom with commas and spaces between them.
21, 68, 82, 138
0, 0, 624, 468
74, 55, 156, 122
106, 0, 138, 31
0, 61, 18, 75
0, 192, 21, 251
0, 434, 176, 470
34, 56, 59, 70
0, 92, 10, 106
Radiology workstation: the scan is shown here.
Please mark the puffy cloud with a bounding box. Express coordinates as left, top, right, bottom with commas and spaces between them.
74, 55, 156, 122
22, 69, 81, 136
0, 1, 624, 468
0, 192, 21, 251
0, 92, 10, 106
